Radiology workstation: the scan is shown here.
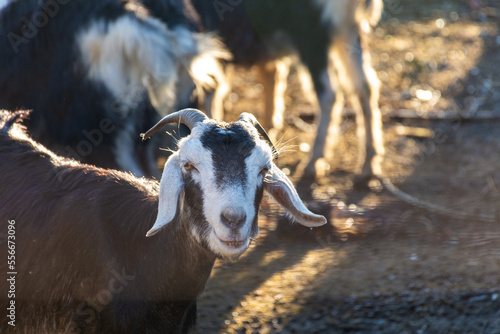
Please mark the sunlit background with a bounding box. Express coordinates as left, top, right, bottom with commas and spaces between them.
196, 1, 500, 332
1, 0, 499, 332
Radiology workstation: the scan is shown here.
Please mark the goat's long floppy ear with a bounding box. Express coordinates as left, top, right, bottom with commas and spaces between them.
264, 165, 327, 227
146, 153, 183, 237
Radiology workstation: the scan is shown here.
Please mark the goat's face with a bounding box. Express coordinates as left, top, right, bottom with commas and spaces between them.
143, 109, 326, 260
177, 121, 271, 259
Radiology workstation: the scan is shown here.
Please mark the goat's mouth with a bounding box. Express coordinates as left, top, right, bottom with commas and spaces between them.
217, 237, 246, 249
210, 231, 250, 259
213, 231, 248, 250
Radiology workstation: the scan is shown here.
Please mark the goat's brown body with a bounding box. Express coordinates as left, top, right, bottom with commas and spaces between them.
0, 111, 215, 333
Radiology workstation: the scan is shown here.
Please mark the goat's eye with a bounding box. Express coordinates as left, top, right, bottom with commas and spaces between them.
259, 167, 269, 177
183, 162, 197, 172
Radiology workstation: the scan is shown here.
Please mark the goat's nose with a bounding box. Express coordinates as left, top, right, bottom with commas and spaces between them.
220, 207, 247, 229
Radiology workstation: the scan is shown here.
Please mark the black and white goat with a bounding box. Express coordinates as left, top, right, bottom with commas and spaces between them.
0, 0, 227, 177
190, 0, 385, 184
0, 109, 325, 333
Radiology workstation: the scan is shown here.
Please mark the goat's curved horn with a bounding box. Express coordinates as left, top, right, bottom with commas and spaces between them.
239, 113, 278, 160
141, 108, 208, 140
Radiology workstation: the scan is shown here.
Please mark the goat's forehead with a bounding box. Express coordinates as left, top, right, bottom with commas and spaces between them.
179, 122, 260, 155
199, 123, 257, 155
178, 122, 272, 179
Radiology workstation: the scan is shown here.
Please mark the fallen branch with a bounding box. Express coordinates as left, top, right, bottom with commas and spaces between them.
383, 109, 500, 121
379, 176, 500, 224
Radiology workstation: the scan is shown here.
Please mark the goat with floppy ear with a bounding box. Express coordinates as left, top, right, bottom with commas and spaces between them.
0, 109, 325, 333
141, 108, 326, 254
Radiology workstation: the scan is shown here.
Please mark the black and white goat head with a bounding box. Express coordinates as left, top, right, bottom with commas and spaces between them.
142, 108, 326, 259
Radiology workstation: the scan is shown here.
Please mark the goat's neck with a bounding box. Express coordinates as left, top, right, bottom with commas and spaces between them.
172, 216, 216, 299
141, 214, 216, 302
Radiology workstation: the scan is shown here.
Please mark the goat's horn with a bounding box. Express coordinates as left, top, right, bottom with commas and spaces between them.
239, 113, 278, 160
141, 108, 208, 140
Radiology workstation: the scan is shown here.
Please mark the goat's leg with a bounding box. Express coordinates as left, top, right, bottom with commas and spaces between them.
302, 67, 338, 178
257, 58, 290, 142
204, 63, 233, 121
272, 58, 291, 136
334, 32, 384, 185
257, 61, 276, 131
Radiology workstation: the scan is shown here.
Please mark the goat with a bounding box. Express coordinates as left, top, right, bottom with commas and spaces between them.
190, 0, 385, 185
0, 0, 228, 177
0, 109, 326, 333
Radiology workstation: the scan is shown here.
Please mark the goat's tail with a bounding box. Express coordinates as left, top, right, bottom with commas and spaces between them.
182, 31, 231, 119
189, 32, 231, 91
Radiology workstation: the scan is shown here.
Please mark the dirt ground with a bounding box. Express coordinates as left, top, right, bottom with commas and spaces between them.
194, 1, 500, 333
